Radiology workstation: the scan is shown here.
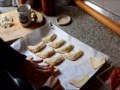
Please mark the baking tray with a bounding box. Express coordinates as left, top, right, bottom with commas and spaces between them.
11, 23, 109, 90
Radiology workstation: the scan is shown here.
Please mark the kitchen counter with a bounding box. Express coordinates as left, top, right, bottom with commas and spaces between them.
48, 5, 120, 66
47, 5, 120, 90
0, 2, 120, 90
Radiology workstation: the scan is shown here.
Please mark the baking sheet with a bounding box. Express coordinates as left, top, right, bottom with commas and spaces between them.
11, 23, 109, 90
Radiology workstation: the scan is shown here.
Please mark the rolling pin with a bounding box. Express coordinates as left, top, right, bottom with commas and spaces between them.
74, 0, 120, 36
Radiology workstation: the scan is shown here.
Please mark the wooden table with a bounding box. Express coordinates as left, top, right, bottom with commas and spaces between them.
0, 10, 44, 42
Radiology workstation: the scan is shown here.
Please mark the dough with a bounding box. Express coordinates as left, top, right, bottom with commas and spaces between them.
44, 54, 65, 66
27, 42, 46, 53
48, 39, 65, 49
55, 43, 74, 54
26, 55, 33, 61
64, 49, 84, 61
89, 57, 106, 69
69, 74, 89, 88
36, 49, 55, 58
0, 16, 13, 28
42, 33, 57, 43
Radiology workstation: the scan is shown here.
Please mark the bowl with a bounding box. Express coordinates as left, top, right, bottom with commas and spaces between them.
56, 15, 71, 26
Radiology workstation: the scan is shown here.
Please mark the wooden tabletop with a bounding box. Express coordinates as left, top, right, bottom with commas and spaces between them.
0, 10, 44, 42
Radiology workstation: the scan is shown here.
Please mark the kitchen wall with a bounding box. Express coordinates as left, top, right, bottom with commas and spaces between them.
0, 0, 18, 6
56, 0, 74, 6
0, 0, 73, 7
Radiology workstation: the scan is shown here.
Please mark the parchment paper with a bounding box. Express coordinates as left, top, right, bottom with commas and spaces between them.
11, 23, 109, 90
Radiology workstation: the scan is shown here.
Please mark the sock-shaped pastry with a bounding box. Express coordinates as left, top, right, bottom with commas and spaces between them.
64, 49, 84, 61
89, 57, 105, 69
27, 42, 46, 53
42, 33, 57, 43
48, 39, 65, 49
55, 43, 74, 54
44, 54, 65, 66
36, 49, 55, 58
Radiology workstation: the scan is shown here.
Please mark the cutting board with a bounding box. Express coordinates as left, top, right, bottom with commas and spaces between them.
0, 10, 44, 42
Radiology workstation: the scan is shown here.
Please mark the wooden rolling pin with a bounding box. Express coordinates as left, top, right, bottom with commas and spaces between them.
74, 0, 120, 36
